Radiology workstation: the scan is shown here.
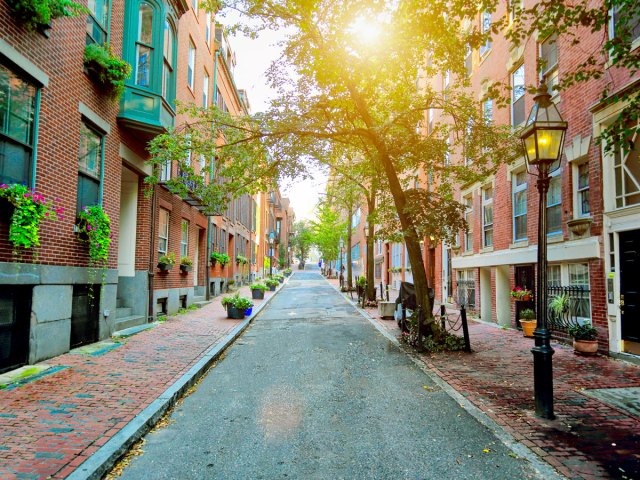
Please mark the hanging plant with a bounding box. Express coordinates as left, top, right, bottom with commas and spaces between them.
76, 205, 112, 269
83, 43, 132, 98
8, 0, 87, 32
0, 183, 63, 253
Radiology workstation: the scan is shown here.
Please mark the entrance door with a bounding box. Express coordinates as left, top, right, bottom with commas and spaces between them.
515, 265, 535, 297
70, 285, 99, 348
620, 229, 640, 343
0, 287, 31, 373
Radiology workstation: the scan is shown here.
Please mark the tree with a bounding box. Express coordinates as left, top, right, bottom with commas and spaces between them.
310, 200, 346, 275
290, 220, 313, 265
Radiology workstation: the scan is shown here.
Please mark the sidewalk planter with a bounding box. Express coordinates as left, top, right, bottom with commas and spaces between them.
573, 339, 598, 355
378, 301, 396, 319
245, 307, 253, 316
265, 278, 279, 291
251, 289, 265, 300
520, 320, 536, 337
226, 306, 246, 319
268, 284, 276, 291
568, 323, 599, 356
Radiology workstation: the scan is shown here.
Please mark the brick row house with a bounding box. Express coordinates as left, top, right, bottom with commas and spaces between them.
0, 2, 292, 372
348, 1, 639, 357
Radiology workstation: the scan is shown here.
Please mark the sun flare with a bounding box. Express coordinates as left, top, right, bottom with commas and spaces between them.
348, 16, 382, 45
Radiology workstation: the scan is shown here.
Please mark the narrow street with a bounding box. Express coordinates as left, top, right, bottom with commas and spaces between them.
118, 271, 542, 479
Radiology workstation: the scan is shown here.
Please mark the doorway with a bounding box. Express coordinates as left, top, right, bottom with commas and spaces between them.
70, 285, 100, 349
620, 229, 640, 352
0, 287, 31, 373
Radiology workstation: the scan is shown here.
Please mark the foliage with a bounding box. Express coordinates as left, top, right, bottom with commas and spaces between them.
211, 251, 230, 266
235, 254, 248, 265
180, 256, 192, 266
283, 267, 291, 274
158, 252, 176, 265
290, 220, 313, 263
250, 283, 268, 291
311, 201, 346, 263
568, 323, 599, 341
84, 43, 132, 98
77, 205, 112, 269
421, 333, 467, 353
356, 275, 366, 287
519, 308, 536, 320
510, 287, 532, 299
550, 293, 570, 315
0, 183, 63, 251
264, 277, 280, 287
8, 0, 86, 31
221, 293, 253, 310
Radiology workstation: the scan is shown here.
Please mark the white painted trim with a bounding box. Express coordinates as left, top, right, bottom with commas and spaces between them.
452, 236, 600, 269
119, 143, 152, 176
0, 39, 49, 87
78, 103, 111, 135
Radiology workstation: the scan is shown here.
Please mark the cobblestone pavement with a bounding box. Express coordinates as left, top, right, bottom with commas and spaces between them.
327, 278, 640, 480
0, 284, 276, 479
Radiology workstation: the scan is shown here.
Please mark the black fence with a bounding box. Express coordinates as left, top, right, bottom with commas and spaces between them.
546, 285, 591, 332
455, 280, 476, 309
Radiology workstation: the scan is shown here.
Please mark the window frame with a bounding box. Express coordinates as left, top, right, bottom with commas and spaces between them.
482, 186, 493, 248
180, 219, 189, 257
464, 194, 473, 252
77, 121, 105, 212
539, 33, 559, 95
203, 70, 209, 107
575, 161, 590, 218
479, 11, 492, 57
512, 170, 528, 242
187, 40, 196, 90
546, 168, 563, 235
86, 0, 110, 45
158, 208, 169, 255
511, 63, 525, 128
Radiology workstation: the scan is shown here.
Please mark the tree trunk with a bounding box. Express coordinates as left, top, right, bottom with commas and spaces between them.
346, 203, 353, 289
366, 194, 376, 301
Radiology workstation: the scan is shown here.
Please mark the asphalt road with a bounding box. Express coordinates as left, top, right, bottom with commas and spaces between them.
119, 271, 542, 479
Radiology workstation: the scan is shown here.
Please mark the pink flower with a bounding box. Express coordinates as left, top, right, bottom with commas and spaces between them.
44, 213, 49, 217
87, 225, 92, 231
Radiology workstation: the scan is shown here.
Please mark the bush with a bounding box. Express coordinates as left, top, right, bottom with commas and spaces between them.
211, 251, 230, 266
9, 0, 86, 31
265, 277, 279, 287
158, 252, 176, 265
84, 43, 131, 98
250, 283, 268, 292
180, 256, 192, 266
356, 275, 366, 287
221, 293, 253, 310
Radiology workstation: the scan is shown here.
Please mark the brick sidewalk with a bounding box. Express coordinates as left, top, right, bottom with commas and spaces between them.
0, 284, 277, 479
326, 277, 640, 480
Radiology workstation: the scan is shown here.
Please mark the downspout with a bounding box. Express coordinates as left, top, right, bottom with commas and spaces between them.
205, 50, 221, 301
148, 183, 157, 321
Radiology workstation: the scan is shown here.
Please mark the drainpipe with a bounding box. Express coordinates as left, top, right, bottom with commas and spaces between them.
148, 183, 157, 321
205, 50, 221, 301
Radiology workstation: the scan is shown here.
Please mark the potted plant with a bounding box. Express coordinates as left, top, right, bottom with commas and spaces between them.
158, 252, 176, 271
519, 308, 537, 337
221, 294, 253, 319
265, 277, 279, 291
179, 256, 192, 273
83, 43, 131, 98
568, 322, 599, 355
511, 286, 532, 301
550, 293, 570, 318
76, 205, 111, 267
0, 183, 63, 253
210, 251, 229, 267
275, 273, 285, 283
283, 267, 292, 276
8, 0, 86, 33
250, 282, 268, 300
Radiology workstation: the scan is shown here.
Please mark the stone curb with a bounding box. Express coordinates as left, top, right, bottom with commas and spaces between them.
324, 277, 565, 480
67, 281, 285, 480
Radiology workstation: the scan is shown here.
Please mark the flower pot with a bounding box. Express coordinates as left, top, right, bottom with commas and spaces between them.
227, 306, 246, 319
268, 285, 276, 291
180, 264, 192, 273
251, 289, 265, 300
573, 339, 598, 355
245, 307, 253, 316
520, 319, 537, 337
157, 262, 173, 272
210, 259, 217, 267
522, 294, 531, 301
278, 277, 284, 283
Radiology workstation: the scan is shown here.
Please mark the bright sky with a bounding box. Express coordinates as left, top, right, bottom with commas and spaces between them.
227, 25, 326, 222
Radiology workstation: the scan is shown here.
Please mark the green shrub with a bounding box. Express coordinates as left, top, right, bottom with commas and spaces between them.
568, 323, 598, 341
250, 283, 268, 291
83, 43, 131, 98
9, 0, 86, 31
221, 293, 253, 310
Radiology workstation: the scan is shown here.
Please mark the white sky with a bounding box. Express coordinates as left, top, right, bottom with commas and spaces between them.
227, 25, 325, 222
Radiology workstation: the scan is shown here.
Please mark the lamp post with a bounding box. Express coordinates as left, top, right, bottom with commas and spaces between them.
339, 238, 345, 289
268, 233, 275, 277
519, 79, 568, 420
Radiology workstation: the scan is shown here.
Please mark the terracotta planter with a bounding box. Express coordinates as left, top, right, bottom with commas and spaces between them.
522, 294, 531, 301
520, 319, 537, 337
573, 339, 598, 355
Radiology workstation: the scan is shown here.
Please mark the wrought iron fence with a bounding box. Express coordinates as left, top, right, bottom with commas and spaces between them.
546, 285, 591, 331
455, 280, 476, 309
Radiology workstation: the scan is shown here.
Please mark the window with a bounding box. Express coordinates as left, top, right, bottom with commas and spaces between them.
509, 0, 524, 23
135, 3, 154, 87
443, 70, 450, 89
351, 208, 361, 228
188, 41, 195, 90
0, 64, 37, 186
180, 220, 189, 257
87, 0, 109, 45
613, 131, 640, 208
464, 117, 474, 165
205, 12, 212, 45
547, 169, 562, 234
191, 0, 197, 14
158, 209, 169, 255
608, 5, 640, 45
512, 171, 527, 241
77, 123, 103, 211
547, 264, 561, 286
391, 243, 402, 267
464, 195, 473, 251
577, 162, 590, 217
465, 44, 473, 77
482, 98, 492, 125
480, 11, 491, 56
511, 64, 525, 127
569, 263, 591, 318
203, 71, 209, 106
351, 243, 360, 261
159, 159, 171, 182
162, 18, 176, 99
482, 186, 493, 247
540, 34, 558, 94
427, 108, 434, 134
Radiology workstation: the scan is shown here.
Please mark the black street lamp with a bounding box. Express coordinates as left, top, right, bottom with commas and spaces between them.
339, 238, 345, 288
268, 233, 275, 277
520, 80, 568, 420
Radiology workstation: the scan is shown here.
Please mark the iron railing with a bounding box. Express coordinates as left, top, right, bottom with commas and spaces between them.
546, 285, 591, 331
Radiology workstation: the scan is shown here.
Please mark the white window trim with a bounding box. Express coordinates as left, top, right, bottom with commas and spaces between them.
511, 63, 525, 128
482, 186, 494, 248
188, 41, 196, 90
512, 170, 528, 242
546, 168, 563, 235
158, 209, 169, 255
572, 159, 591, 219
